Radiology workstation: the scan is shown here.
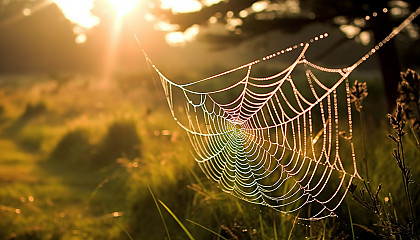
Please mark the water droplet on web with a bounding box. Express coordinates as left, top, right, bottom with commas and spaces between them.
140, 6, 420, 220
22, 8, 31, 16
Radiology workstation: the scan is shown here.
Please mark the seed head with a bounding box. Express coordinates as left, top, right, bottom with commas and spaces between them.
398, 69, 420, 104
388, 104, 406, 137
350, 80, 368, 112
396, 69, 420, 134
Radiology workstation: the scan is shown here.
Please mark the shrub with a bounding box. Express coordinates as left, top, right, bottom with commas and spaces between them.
7, 102, 48, 133
93, 120, 141, 167
20, 102, 47, 120
0, 104, 5, 117
49, 129, 92, 166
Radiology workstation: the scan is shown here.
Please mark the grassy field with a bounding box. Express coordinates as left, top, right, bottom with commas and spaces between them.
0, 71, 419, 240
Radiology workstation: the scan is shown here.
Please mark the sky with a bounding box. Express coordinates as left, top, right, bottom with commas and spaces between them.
0, 0, 243, 78
0, 0, 400, 81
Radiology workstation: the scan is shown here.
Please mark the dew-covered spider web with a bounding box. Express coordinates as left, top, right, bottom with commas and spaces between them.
138, 7, 420, 220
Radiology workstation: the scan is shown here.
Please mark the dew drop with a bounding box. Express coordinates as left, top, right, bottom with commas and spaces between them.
22, 8, 31, 16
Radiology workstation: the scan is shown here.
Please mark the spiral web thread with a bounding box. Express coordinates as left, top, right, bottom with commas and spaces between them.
140, 7, 420, 220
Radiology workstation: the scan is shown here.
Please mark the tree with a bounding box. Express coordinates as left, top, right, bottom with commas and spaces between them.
149, 0, 420, 110
0, 0, 113, 73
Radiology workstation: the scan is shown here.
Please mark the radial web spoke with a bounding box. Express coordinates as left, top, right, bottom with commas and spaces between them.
148, 7, 420, 220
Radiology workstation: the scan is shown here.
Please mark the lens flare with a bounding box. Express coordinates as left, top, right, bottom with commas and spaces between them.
108, 0, 139, 17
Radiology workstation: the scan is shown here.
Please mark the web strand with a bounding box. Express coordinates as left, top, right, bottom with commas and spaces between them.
136, 6, 420, 220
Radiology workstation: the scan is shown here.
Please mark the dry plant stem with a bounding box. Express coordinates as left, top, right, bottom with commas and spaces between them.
414, 102, 420, 146
409, 124, 420, 147
362, 181, 383, 221
397, 136, 418, 238
359, 110, 370, 182
350, 181, 395, 238
351, 80, 369, 182
390, 105, 418, 238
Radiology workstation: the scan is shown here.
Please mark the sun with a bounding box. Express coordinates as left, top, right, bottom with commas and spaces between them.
108, 0, 139, 17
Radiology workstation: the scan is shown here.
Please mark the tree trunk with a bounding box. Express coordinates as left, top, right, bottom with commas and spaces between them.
371, 13, 401, 112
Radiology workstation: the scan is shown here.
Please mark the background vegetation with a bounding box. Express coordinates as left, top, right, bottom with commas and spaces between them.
0, 67, 418, 239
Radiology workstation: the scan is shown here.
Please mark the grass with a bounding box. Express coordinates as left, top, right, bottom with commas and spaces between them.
0, 70, 418, 239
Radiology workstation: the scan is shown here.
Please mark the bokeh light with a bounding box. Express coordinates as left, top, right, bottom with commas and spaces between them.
52, 0, 99, 29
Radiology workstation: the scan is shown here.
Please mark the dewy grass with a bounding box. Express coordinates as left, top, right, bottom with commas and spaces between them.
273, 218, 278, 240
346, 198, 356, 240
2, 70, 420, 239
148, 186, 171, 240
287, 214, 299, 240
259, 213, 266, 239
114, 220, 134, 240
159, 200, 196, 240
186, 219, 229, 240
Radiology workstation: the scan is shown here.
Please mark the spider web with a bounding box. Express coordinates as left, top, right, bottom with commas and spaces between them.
140, 7, 420, 220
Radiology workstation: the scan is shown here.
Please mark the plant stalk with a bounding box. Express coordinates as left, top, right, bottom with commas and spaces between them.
398, 139, 418, 238
359, 110, 369, 182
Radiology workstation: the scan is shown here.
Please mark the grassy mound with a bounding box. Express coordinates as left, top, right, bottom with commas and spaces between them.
49, 128, 92, 166
93, 120, 141, 167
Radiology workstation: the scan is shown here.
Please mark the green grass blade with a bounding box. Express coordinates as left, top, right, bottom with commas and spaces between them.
273, 218, 278, 240
259, 213, 266, 239
159, 200, 196, 240
148, 186, 171, 240
409, 124, 420, 146
346, 198, 355, 240
188, 167, 205, 188
287, 214, 299, 240
187, 168, 221, 224
234, 199, 251, 227
186, 219, 229, 240
115, 220, 134, 240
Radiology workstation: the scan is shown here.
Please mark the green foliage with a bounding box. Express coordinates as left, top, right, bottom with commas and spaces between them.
0, 71, 419, 240
93, 120, 141, 167
6, 101, 47, 133
16, 127, 45, 152
49, 128, 92, 166
19, 102, 48, 120
114, 71, 151, 94
0, 104, 5, 117
48, 120, 142, 170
